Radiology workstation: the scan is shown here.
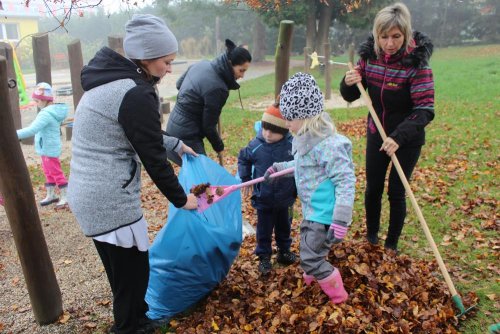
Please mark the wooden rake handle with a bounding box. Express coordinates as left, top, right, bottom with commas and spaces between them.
347, 54, 459, 297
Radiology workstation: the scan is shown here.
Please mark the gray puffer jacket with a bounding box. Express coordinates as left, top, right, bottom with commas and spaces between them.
165, 53, 239, 153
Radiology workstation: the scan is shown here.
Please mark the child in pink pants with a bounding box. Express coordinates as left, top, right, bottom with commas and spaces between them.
17, 83, 69, 207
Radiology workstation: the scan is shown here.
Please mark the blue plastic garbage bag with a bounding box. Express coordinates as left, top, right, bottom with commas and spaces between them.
146, 154, 242, 320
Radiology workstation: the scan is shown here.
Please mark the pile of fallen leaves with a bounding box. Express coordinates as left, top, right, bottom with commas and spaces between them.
153, 151, 478, 334
135, 119, 479, 333
167, 232, 477, 333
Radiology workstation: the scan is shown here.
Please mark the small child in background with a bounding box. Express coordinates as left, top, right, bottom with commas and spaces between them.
17, 82, 69, 208
264, 73, 356, 303
238, 102, 297, 275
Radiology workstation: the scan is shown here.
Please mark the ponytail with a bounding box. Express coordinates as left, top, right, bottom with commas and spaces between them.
225, 38, 252, 66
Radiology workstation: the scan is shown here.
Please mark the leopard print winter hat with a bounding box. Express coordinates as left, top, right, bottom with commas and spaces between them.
279, 72, 324, 121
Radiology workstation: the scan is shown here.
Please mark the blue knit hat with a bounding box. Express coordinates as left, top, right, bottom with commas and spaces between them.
124, 14, 178, 60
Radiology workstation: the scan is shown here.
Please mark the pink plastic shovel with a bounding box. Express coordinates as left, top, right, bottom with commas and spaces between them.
196, 167, 294, 212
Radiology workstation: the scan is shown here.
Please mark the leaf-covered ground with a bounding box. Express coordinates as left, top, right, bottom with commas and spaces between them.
143, 118, 482, 334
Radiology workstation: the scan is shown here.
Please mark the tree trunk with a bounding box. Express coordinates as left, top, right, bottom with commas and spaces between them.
316, 0, 334, 56
305, 1, 317, 51
215, 16, 222, 56
274, 20, 294, 99
0, 56, 63, 325
323, 43, 331, 99
252, 16, 266, 62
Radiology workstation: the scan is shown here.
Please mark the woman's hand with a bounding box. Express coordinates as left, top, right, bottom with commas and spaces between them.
344, 66, 361, 87
380, 137, 399, 156
178, 143, 198, 157
182, 193, 198, 210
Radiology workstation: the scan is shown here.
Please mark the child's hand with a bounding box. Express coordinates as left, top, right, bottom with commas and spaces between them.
327, 221, 349, 244
263, 162, 287, 182
263, 166, 276, 181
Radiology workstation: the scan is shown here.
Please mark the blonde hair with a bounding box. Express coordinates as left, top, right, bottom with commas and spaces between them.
372, 2, 413, 58
297, 112, 336, 137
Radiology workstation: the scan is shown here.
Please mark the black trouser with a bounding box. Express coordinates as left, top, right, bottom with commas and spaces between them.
255, 206, 293, 256
93, 240, 149, 334
364, 139, 421, 249
165, 137, 206, 167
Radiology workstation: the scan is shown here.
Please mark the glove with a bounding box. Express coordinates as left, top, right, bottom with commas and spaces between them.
327, 220, 349, 244
263, 166, 276, 182
263, 162, 287, 182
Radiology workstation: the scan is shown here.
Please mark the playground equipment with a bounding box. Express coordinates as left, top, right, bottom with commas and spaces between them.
309, 51, 348, 69
9, 42, 29, 107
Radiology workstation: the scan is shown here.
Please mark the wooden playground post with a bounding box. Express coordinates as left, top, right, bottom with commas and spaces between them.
67, 39, 84, 109
275, 20, 294, 98
108, 35, 124, 56
32, 33, 52, 85
304, 46, 311, 73
0, 56, 63, 325
0, 42, 22, 130
324, 43, 331, 100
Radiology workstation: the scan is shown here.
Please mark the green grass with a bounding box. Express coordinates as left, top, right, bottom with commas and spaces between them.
216, 44, 499, 333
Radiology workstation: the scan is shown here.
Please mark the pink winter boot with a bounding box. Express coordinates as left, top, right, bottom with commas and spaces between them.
318, 269, 348, 304
303, 273, 315, 286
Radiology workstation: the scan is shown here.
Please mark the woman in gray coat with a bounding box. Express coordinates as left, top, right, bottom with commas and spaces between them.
165, 39, 252, 165
68, 14, 197, 334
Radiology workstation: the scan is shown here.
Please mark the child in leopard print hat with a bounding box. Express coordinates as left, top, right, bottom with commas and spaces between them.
264, 72, 356, 304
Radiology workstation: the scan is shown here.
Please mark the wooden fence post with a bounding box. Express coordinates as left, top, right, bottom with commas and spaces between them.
108, 35, 124, 56
0, 42, 22, 130
66, 39, 85, 141
324, 43, 331, 100
32, 34, 52, 85
67, 39, 84, 109
275, 20, 294, 98
0, 56, 63, 325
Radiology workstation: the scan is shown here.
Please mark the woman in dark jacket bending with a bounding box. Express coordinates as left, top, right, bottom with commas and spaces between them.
166, 39, 252, 165
340, 2, 434, 251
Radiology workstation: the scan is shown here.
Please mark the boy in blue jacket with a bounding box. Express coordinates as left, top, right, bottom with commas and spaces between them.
17, 82, 69, 207
238, 103, 297, 275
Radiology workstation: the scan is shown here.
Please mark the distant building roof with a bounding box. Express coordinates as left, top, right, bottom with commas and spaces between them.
0, 0, 41, 18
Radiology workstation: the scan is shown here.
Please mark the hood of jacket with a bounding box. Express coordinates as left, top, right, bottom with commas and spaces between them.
358, 31, 433, 68
81, 47, 156, 91
210, 53, 240, 91
44, 103, 68, 123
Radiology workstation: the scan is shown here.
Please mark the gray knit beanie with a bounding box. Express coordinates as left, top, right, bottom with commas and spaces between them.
279, 72, 324, 121
124, 14, 178, 60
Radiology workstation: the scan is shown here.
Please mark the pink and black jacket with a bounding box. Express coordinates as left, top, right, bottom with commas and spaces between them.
340, 32, 434, 147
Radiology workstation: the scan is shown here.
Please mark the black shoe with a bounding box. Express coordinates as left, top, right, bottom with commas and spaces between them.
135, 317, 169, 334
276, 250, 296, 265
384, 242, 398, 251
366, 234, 379, 245
258, 255, 272, 275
